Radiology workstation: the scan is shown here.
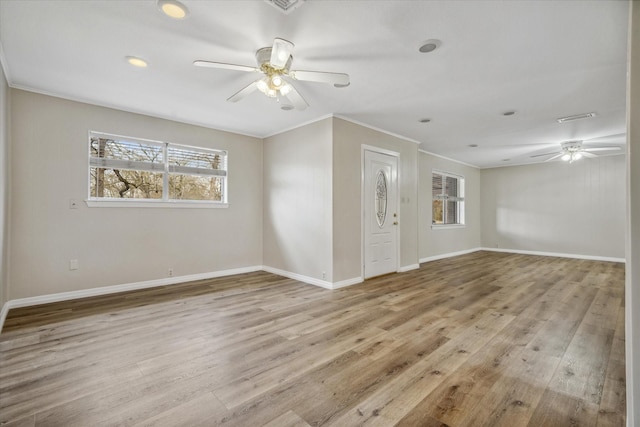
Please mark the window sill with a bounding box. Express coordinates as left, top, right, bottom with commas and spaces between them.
85, 199, 229, 209
431, 224, 466, 230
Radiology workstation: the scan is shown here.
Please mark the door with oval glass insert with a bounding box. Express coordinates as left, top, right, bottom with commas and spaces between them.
363, 150, 398, 279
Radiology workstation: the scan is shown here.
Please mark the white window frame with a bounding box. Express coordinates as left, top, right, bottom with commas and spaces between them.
431, 170, 465, 229
86, 131, 228, 208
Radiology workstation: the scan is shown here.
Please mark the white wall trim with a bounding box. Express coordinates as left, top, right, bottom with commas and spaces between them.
0, 264, 369, 332
332, 277, 363, 289
335, 115, 422, 145
8, 85, 264, 140
0, 41, 11, 86
0, 265, 262, 332
262, 114, 334, 139
398, 264, 420, 272
419, 247, 482, 264
418, 149, 480, 169
261, 266, 334, 289
481, 247, 626, 263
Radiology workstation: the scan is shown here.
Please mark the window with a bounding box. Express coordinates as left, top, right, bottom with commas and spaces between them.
89, 132, 227, 205
432, 171, 465, 226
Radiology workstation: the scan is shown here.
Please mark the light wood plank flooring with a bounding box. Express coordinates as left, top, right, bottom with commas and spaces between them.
0, 251, 626, 426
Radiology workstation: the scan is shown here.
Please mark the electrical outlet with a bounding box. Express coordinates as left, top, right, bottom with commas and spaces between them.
69, 259, 79, 270
168, 268, 173, 277
322, 271, 326, 280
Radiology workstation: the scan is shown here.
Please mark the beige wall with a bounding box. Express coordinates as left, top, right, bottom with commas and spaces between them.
481, 155, 626, 259
626, 1, 639, 424
418, 151, 481, 260
263, 118, 333, 282
0, 64, 8, 308
332, 118, 419, 281
8, 90, 263, 300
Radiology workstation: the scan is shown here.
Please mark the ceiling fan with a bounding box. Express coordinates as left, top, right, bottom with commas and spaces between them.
194, 38, 350, 110
530, 139, 622, 164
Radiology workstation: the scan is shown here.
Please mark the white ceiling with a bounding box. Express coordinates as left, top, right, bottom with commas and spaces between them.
0, 0, 629, 168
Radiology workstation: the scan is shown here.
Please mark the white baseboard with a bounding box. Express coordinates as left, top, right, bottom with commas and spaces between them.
0, 265, 262, 332
481, 247, 626, 263
261, 266, 335, 289
332, 277, 363, 289
0, 264, 368, 332
398, 264, 420, 272
419, 247, 482, 264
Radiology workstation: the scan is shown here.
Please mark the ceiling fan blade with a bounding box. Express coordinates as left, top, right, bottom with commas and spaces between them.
289, 70, 350, 86
582, 151, 598, 158
270, 38, 294, 70
584, 133, 626, 144
193, 60, 258, 73
544, 153, 565, 162
227, 80, 259, 103
282, 84, 308, 110
583, 146, 622, 152
530, 151, 561, 158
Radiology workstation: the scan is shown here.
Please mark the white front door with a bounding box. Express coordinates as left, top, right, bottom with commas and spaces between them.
363, 150, 398, 279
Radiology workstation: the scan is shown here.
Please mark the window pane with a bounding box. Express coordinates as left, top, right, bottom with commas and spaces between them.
90, 168, 163, 199
168, 146, 225, 172
89, 132, 228, 204
432, 173, 443, 197
432, 199, 443, 224
446, 200, 457, 224
169, 174, 224, 201
445, 176, 458, 197
91, 137, 163, 164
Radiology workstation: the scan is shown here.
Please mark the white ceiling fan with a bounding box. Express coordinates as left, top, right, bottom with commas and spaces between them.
530, 139, 622, 164
194, 38, 350, 110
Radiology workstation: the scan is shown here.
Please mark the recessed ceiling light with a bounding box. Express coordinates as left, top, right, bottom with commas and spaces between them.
419, 118, 431, 123
334, 82, 350, 88
126, 56, 148, 68
157, 0, 189, 19
502, 159, 510, 162
469, 144, 478, 148
502, 111, 516, 116
418, 39, 441, 53
281, 104, 294, 111
556, 112, 596, 123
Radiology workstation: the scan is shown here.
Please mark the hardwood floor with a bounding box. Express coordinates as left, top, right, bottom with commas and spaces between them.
0, 251, 626, 426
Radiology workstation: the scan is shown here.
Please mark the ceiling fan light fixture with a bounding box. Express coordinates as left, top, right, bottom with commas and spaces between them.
271, 75, 284, 88
279, 84, 292, 96
157, 0, 189, 19
574, 152, 583, 160
266, 88, 278, 98
561, 153, 571, 161
256, 78, 269, 94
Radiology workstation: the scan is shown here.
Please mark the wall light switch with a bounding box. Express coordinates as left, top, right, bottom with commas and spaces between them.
69, 259, 79, 270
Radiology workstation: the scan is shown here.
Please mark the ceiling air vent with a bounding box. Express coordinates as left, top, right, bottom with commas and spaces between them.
264, 0, 305, 14
556, 112, 596, 123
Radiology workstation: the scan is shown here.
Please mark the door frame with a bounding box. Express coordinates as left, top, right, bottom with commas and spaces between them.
361, 145, 401, 280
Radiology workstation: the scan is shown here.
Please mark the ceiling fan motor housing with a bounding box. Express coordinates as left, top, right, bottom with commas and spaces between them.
256, 47, 293, 72
561, 140, 583, 152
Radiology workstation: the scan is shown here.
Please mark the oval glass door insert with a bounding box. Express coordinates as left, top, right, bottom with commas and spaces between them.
375, 170, 387, 228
